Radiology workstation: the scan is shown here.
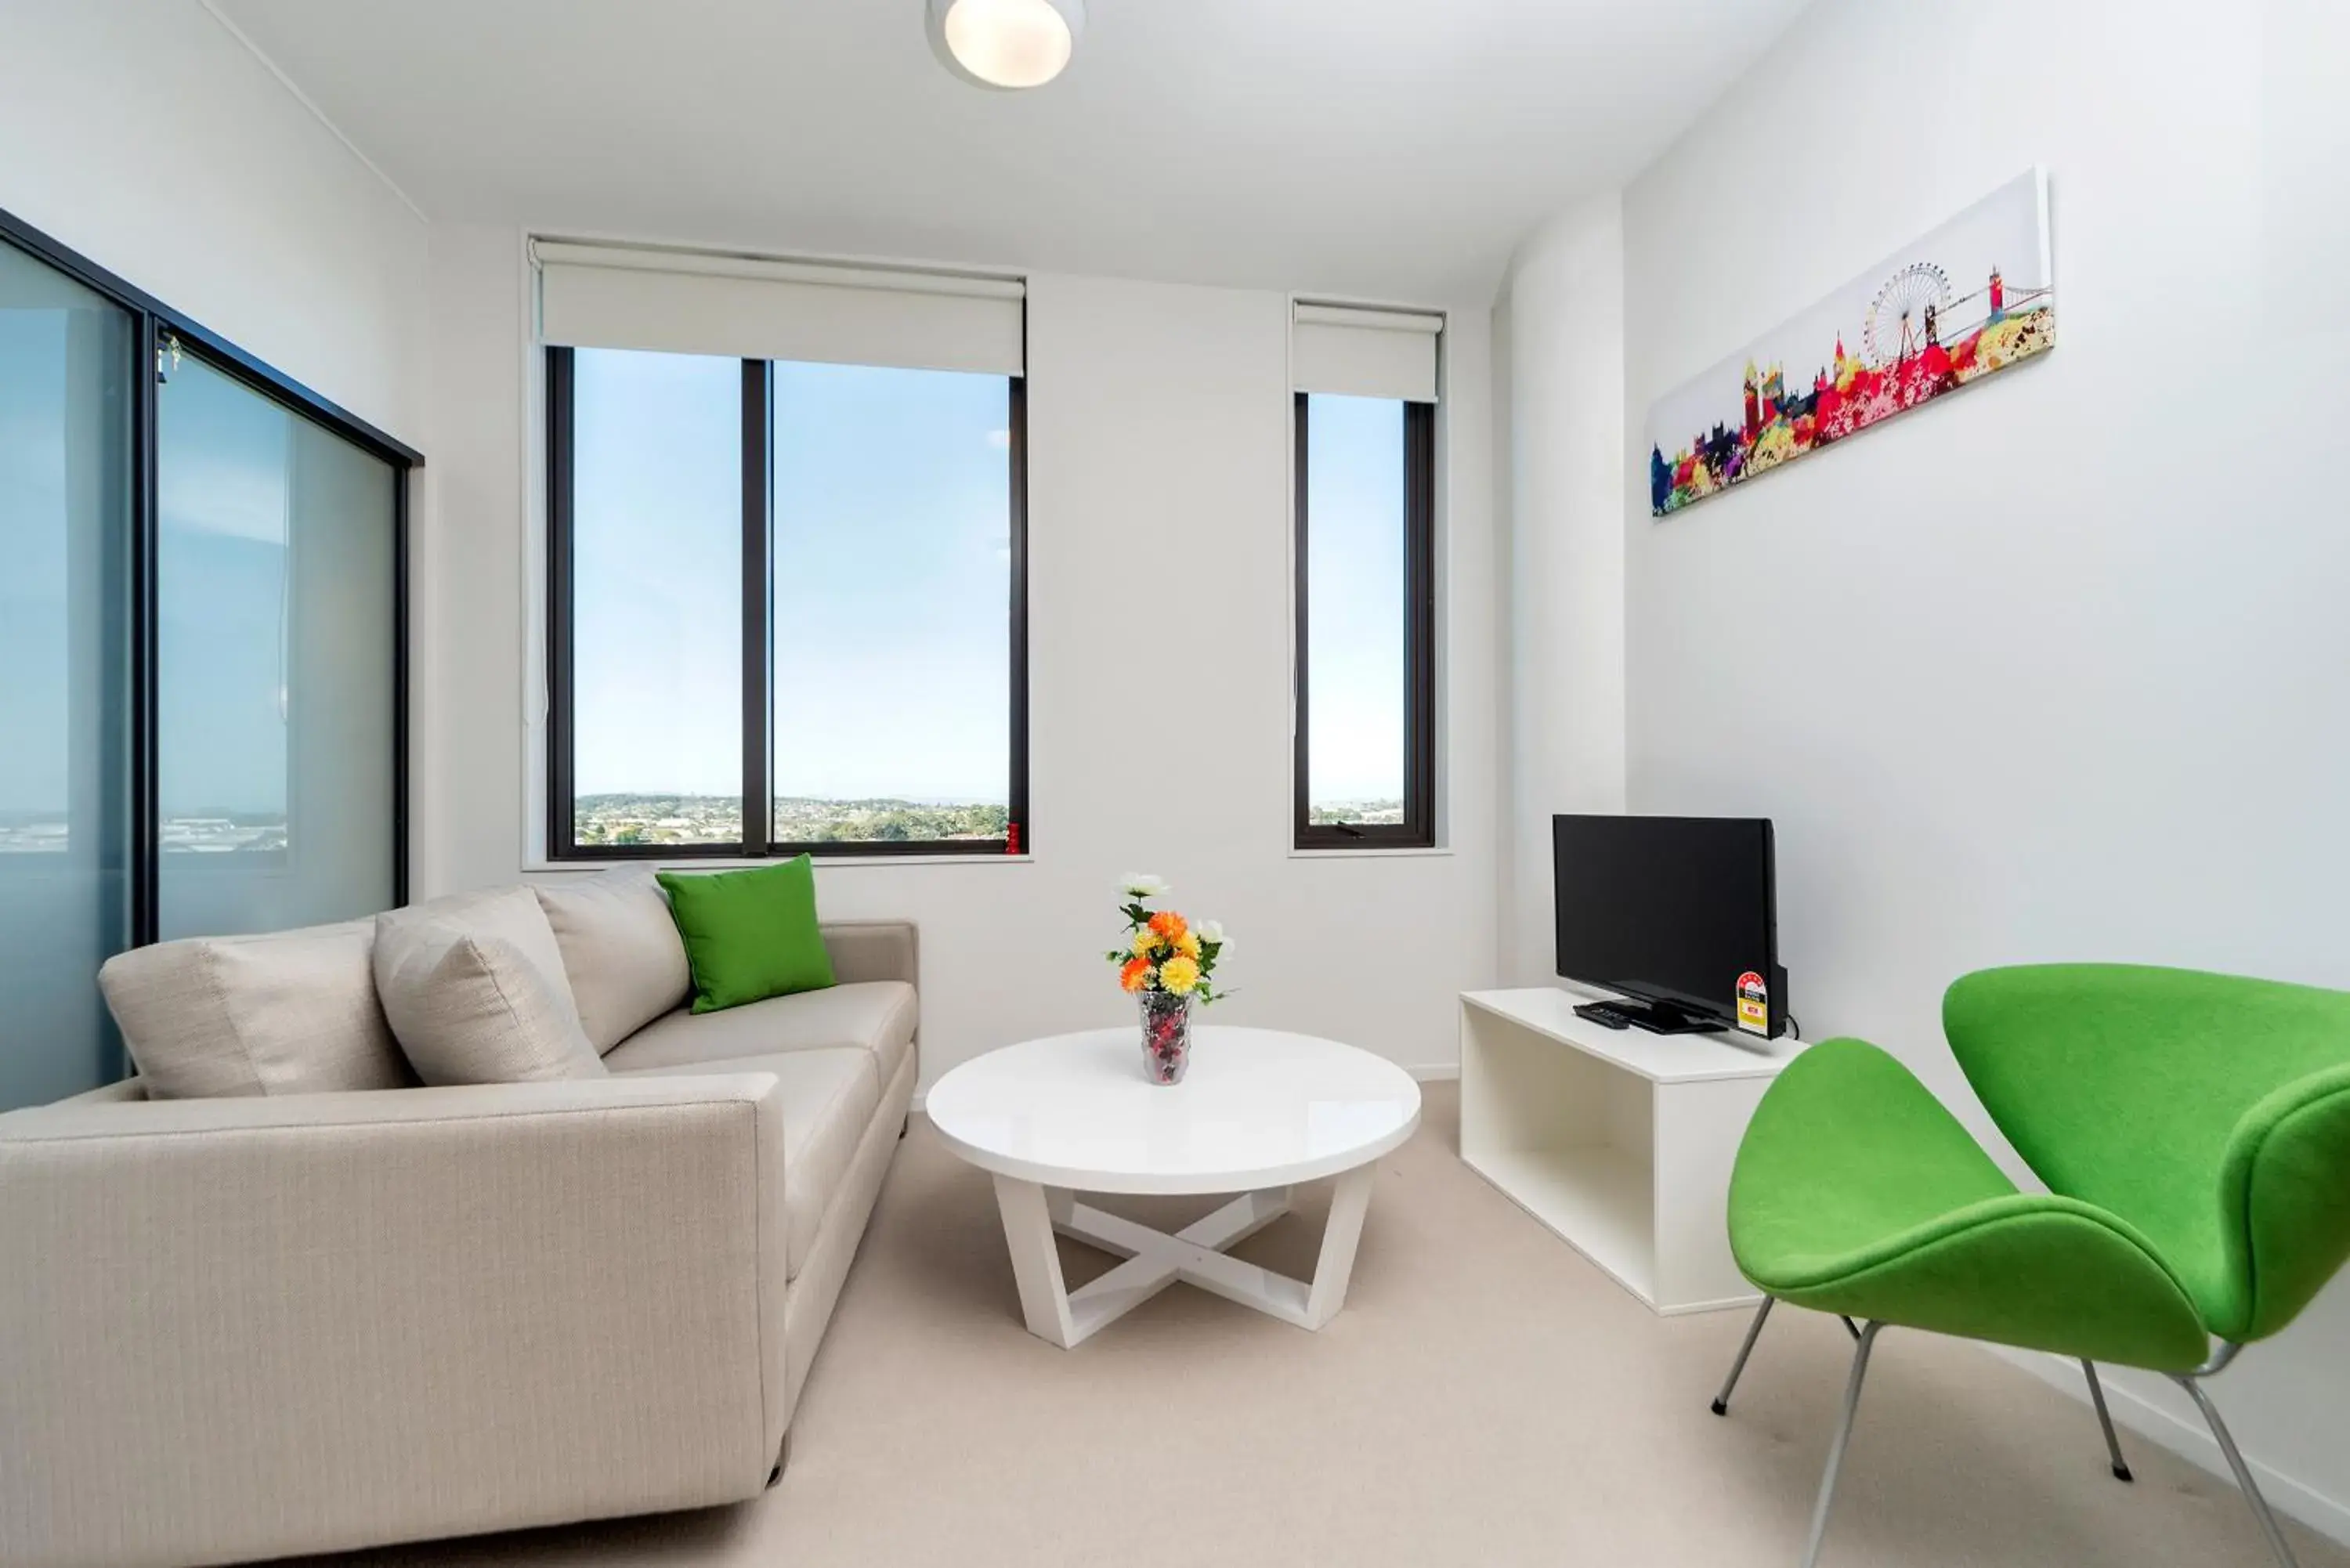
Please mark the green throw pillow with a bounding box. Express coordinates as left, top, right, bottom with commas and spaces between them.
657, 857, 834, 1013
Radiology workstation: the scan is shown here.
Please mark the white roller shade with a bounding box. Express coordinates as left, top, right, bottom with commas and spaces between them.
1292, 303, 1441, 403
535, 240, 1025, 377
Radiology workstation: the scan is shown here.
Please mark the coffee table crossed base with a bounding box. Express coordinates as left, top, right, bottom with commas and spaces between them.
996, 1168, 1376, 1349
928, 1027, 1423, 1349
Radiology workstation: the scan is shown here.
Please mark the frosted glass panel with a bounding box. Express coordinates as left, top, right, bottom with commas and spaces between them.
157, 355, 397, 938
0, 242, 133, 1110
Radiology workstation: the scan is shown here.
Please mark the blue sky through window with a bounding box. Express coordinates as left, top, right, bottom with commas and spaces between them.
569, 350, 1010, 818
570, 350, 743, 810
1304, 393, 1408, 809
771, 362, 1010, 805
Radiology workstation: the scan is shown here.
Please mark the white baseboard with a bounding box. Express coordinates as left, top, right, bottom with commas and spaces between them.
1985, 1344, 2350, 1548
909, 1060, 1456, 1114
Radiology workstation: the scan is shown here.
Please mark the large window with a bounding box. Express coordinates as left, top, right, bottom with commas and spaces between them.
0, 208, 414, 1111
155, 352, 402, 938
548, 346, 1026, 858
1293, 392, 1435, 848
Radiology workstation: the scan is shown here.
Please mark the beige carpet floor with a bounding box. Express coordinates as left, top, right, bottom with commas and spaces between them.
291, 1082, 2344, 1568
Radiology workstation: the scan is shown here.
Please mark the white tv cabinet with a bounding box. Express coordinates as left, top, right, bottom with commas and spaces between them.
1459, 985, 1806, 1314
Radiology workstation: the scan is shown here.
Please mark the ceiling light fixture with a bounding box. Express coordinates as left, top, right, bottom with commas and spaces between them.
927, 0, 1085, 91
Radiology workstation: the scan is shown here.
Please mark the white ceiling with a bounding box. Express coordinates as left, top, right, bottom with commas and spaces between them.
213, 0, 1809, 303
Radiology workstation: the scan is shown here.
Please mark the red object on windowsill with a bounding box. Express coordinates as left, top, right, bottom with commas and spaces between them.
1005, 823, 1021, 855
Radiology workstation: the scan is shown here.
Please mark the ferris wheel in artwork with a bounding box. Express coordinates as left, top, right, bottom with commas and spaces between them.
1864, 262, 1953, 367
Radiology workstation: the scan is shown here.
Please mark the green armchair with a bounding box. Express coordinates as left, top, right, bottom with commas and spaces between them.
1711, 964, 2350, 1567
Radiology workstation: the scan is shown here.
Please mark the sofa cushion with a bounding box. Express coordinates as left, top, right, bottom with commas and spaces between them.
658, 858, 834, 1014
613, 1047, 880, 1278
98, 919, 413, 1100
602, 981, 916, 1087
374, 888, 606, 1086
534, 868, 692, 1053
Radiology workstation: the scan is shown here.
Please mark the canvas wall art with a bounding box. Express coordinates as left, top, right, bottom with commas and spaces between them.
1647, 168, 2053, 518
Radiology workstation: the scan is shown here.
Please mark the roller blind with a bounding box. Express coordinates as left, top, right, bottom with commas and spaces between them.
1292, 303, 1441, 403
534, 240, 1025, 377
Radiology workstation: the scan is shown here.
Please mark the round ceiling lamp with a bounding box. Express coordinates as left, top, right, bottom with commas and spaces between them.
927, 0, 1086, 90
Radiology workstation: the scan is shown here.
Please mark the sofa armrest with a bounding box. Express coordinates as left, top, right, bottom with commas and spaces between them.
820, 918, 918, 988
0, 1075, 788, 1568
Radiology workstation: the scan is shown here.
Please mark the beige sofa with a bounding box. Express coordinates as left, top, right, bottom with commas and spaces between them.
0, 882, 917, 1568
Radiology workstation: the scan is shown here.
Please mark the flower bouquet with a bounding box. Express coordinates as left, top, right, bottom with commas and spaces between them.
1104, 874, 1227, 1084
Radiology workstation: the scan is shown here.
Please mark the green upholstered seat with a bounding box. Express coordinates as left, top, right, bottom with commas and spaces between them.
1730, 966, 2350, 1369
1729, 1039, 2211, 1371
1947, 964, 2350, 1346
1723, 965, 2350, 1566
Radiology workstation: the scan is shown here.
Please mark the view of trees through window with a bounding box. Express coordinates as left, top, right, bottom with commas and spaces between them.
562, 349, 1018, 854
573, 795, 1007, 849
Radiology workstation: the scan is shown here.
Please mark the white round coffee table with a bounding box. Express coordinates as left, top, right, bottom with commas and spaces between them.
927, 1025, 1422, 1348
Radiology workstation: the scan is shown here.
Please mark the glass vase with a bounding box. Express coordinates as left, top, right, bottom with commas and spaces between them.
1137, 990, 1195, 1085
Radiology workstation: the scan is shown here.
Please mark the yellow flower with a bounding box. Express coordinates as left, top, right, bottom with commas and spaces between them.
1177, 931, 1202, 959
1159, 955, 1201, 995
1130, 930, 1161, 959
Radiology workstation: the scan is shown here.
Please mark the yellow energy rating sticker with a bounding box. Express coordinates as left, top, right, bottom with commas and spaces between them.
1735, 971, 1769, 1035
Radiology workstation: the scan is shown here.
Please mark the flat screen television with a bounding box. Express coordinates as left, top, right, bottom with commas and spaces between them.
1553, 814, 1788, 1038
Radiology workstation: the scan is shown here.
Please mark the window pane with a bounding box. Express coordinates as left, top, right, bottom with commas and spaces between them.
769, 363, 1010, 844
0, 241, 132, 1108
1303, 393, 1407, 826
157, 353, 398, 938
569, 349, 742, 848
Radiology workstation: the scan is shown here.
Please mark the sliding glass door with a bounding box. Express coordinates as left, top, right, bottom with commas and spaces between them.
0, 243, 136, 1107
0, 210, 414, 1111
157, 354, 399, 938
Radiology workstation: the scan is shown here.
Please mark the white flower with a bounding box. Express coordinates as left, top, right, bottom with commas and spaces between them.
1195, 919, 1227, 948
1119, 873, 1170, 899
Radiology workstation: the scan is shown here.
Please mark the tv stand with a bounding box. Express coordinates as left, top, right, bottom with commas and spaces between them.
1572, 996, 1716, 1035
1458, 985, 1806, 1313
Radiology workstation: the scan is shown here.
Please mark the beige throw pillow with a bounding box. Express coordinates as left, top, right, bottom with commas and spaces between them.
99, 919, 414, 1099
374, 888, 606, 1086
534, 867, 692, 1052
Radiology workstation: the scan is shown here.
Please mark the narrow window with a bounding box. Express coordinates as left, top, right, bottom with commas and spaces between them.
1294, 392, 1435, 848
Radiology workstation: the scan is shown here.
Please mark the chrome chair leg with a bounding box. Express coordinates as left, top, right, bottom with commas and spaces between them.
1801, 1320, 1882, 1568
2177, 1377, 2300, 1568
1712, 1296, 1776, 1415
2081, 1361, 2132, 1482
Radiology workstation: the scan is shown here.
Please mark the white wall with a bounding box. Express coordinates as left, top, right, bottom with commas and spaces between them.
415, 229, 1502, 1086
0, 1, 428, 444
1607, 0, 2350, 1539
1494, 194, 1629, 985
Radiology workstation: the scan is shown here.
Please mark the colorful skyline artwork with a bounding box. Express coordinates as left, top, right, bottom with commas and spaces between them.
1648, 168, 2054, 518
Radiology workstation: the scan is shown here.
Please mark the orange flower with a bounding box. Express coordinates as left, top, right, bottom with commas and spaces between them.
1147, 910, 1188, 944
1119, 956, 1153, 992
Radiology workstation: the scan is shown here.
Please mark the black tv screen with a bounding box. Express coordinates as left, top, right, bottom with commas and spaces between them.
1553, 814, 1783, 1035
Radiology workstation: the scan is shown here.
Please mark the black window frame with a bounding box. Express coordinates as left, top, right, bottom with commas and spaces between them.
0, 202, 419, 948
1292, 391, 1436, 851
546, 345, 1031, 861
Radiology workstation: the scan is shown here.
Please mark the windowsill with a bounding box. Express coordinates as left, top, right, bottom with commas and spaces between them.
526, 853, 1035, 873
1288, 844, 1454, 861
